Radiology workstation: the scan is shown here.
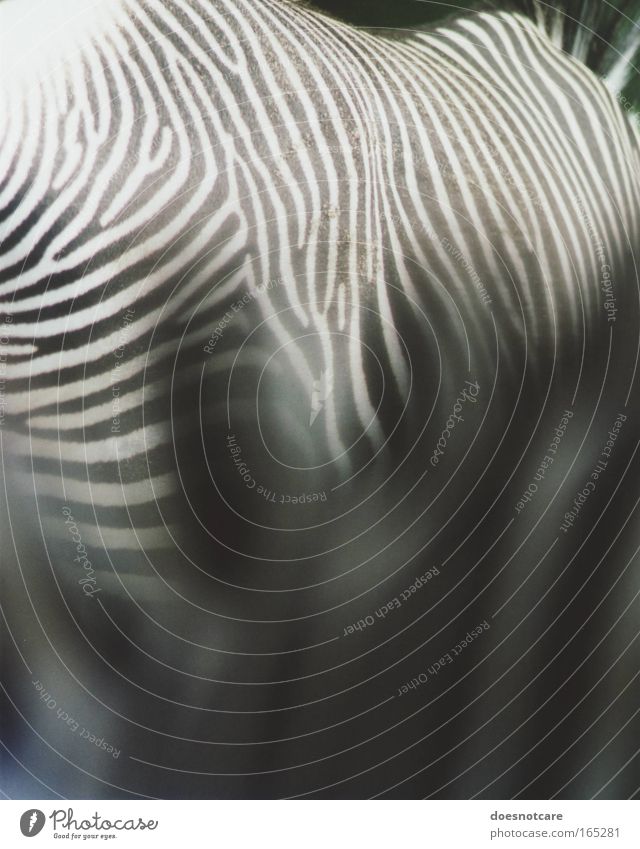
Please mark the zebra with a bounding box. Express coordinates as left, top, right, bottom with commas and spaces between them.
1, 0, 640, 799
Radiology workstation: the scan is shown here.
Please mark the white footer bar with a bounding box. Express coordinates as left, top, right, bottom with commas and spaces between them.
0, 800, 638, 848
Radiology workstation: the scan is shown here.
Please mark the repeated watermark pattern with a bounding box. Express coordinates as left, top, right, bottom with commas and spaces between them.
576, 197, 617, 324
32, 680, 121, 759
203, 276, 282, 354
62, 506, 101, 597
227, 433, 327, 504
386, 209, 492, 308
430, 379, 481, 468
397, 620, 490, 696
515, 409, 573, 515
343, 566, 440, 637
560, 413, 627, 533
226, 434, 327, 504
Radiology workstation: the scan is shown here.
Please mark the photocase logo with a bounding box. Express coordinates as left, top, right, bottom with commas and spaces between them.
20, 810, 45, 837
309, 369, 333, 426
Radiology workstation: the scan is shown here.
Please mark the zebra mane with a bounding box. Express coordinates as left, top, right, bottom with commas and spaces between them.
304, 0, 640, 101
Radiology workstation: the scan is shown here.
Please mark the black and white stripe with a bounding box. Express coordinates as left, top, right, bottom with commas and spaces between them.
2, 0, 640, 799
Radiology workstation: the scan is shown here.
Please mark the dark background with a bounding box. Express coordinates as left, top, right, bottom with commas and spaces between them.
305, 0, 478, 26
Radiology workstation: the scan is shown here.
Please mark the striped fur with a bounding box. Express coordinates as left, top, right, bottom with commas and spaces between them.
1, 1, 639, 532
1, 0, 640, 798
